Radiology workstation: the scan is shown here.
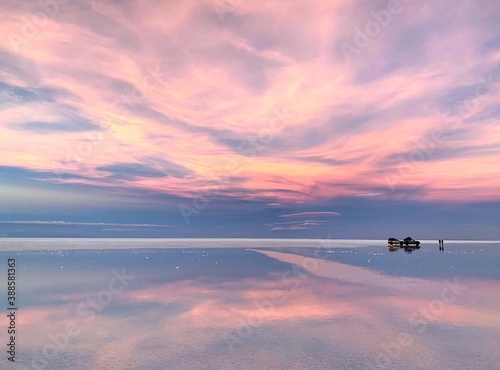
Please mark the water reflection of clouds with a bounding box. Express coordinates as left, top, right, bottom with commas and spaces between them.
6, 248, 500, 369
259, 250, 500, 325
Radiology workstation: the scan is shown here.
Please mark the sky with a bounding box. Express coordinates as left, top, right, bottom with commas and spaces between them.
0, 0, 499, 238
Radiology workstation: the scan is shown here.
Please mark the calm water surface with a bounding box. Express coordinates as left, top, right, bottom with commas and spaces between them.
0, 240, 499, 369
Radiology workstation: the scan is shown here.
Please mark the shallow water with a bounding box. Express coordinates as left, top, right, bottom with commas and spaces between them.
0, 240, 499, 369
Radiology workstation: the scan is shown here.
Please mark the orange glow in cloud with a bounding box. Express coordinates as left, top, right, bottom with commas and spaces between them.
0, 0, 499, 206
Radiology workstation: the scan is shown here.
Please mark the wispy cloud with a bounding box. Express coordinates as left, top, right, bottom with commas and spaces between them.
356, 192, 383, 197
0, 221, 172, 228
270, 225, 310, 231
279, 212, 342, 218
268, 219, 328, 231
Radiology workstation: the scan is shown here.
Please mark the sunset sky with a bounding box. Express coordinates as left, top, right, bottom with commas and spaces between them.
0, 0, 499, 238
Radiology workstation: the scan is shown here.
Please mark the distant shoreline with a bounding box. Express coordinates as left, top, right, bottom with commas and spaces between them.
0, 237, 499, 242
0, 238, 499, 252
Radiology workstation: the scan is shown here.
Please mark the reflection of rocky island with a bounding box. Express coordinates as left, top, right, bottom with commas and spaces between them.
388, 237, 421, 253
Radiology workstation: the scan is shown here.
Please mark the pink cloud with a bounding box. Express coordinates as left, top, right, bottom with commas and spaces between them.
0, 0, 498, 204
